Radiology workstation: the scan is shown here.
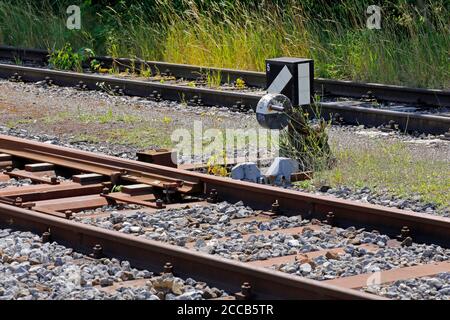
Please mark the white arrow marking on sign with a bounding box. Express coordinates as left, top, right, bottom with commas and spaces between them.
267, 65, 292, 94
298, 63, 311, 105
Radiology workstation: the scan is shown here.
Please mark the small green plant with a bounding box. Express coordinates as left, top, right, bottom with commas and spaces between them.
111, 185, 123, 193
294, 179, 314, 190
162, 116, 172, 125
187, 81, 196, 87
108, 64, 120, 74
206, 70, 222, 88
13, 56, 22, 65
129, 59, 136, 74
98, 108, 114, 124
48, 44, 95, 72
235, 78, 246, 89
90, 59, 101, 72
280, 104, 333, 172
5, 118, 33, 128
140, 63, 152, 77
206, 152, 229, 177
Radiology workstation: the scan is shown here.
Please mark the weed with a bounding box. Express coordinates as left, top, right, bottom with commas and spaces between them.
294, 179, 314, 191
90, 59, 101, 71
235, 78, 246, 89
280, 104, 333, 172
206, 70, 222, 88
207, 152, 229, 177
48, 43, 94, 72
13, 56, 22, 65
111, 185, 123, 193
162, 116, 172, 125
140, 63, 152, 77
312, 141, 449, 208
5, 118, 33, 128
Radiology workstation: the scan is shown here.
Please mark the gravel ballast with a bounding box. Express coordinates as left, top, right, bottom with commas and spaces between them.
0, 228, 227, 300
75, 202, 449, 290
362, 272, 450, 300
0, 178, 33, 189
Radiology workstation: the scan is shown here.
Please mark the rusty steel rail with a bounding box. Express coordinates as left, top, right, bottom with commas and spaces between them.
0, 63, 449, 134
1, 134, 449, 247
0, 202, 379, 300
1, 44, 449, 107
1, 135, 449, 299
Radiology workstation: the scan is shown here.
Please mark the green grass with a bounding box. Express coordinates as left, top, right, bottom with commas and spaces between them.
104, 127, 172, 148
43, 108, 140, 125
0, 0, 448, 88
306, 141, 450, 208
5, 118, 33, 128
70, 126, 172, 149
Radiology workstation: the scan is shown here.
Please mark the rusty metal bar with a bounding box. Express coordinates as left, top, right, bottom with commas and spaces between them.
0, 202, 380, 300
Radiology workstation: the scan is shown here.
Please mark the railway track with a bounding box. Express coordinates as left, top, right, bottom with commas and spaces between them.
0, 45, 449, 135
0, 135, 448, 300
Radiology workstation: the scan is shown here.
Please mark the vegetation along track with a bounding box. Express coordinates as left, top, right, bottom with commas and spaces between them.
0, 45, 449, 135
0, 135, 449, 299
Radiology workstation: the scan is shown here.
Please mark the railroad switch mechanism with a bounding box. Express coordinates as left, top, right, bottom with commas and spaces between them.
256, 93, 292, 130
255, 56, 332, 181
257, 57, 313, 130
266, 57, 314, 107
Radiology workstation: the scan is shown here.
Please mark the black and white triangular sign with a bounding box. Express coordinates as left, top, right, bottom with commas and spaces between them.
267, 66, 292, 93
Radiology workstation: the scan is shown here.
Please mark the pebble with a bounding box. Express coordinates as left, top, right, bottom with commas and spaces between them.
299, 263, 312, 274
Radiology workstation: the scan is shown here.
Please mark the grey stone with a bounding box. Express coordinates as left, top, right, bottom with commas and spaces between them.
299, 263, 312, 274
426, 278, 443, 289
231, 162, 262, 183
129, 226, 142, 233
287, 239, 300, 247
265, 157, 299, 186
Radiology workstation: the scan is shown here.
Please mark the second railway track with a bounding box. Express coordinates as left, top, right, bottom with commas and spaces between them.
0, 45, 449, 135
0, 135, 448, 300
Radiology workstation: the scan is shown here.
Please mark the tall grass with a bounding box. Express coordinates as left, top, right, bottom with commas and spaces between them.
0, 0, 448, 88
